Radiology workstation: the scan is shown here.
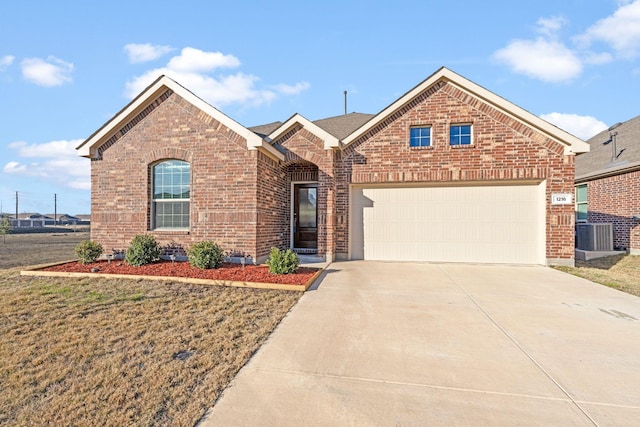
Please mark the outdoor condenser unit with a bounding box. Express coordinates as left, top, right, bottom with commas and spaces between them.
576, 223, 613, 251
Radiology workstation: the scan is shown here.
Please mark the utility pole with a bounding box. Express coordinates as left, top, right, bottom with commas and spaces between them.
15, 191, 18, 220
54, 193, 57, 226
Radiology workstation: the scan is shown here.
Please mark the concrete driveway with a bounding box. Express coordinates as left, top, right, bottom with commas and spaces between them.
199, 261, 640, 426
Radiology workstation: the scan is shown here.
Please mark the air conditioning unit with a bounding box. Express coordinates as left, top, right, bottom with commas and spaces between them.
576, 223, 613, 251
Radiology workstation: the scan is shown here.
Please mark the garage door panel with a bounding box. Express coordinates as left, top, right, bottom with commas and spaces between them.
352, 184, 545, 264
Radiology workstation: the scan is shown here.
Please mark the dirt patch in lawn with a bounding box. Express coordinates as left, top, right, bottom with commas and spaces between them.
553, 254, 640, 297
38, 260, 319, 286
0, 270, 301, 426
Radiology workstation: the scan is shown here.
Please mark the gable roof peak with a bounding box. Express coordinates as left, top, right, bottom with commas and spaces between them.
76, 74, 283, 161
342, 66, 589, 155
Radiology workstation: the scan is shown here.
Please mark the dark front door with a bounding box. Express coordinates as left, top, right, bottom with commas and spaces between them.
294, 184, 318, 249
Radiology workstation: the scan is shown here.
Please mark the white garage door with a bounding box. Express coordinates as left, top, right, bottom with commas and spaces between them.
350, 183, 545, 264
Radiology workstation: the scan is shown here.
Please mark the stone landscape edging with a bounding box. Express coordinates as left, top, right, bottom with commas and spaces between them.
20, 261, 323, 292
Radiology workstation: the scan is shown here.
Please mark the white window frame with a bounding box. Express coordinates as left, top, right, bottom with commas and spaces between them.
450, 123, 473, 146
151, 160, 191, 230
409, 126, 432, 147
575, 184, 588, 223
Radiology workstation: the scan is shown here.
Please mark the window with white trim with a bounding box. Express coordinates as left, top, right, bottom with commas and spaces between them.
152, 160, 190, 229
575, 184, 587, 222
409, 126, 432, 147
450, 124, 472, 146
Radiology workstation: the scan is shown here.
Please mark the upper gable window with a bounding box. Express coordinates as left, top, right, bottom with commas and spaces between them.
450, 124, 472, 146
152, 160, 190, 230
409, 126, 431, 147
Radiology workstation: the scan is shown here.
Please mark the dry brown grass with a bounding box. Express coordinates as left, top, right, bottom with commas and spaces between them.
0, 231, 89, 269
554, 254, 640, 297
0, 233, 301, 426
0, 271, 300, 426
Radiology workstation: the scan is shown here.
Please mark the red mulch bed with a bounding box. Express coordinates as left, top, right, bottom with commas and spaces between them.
40, 260, 319, 285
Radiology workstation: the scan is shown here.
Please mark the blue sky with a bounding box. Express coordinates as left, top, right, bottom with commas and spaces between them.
1, 0, 639, 215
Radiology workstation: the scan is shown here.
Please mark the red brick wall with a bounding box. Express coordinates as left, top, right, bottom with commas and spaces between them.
586, 170, 640, 251
91, 91, 260, 257
256, 152, 288, 259
334, 81, 576, 263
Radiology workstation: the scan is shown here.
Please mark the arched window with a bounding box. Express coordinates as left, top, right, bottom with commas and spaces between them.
152, 160, 190, 229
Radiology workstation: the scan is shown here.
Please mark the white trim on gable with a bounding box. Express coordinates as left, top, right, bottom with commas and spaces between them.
76, 75, 284, 161
267, 113, 340, 150
341, 67, 590, 156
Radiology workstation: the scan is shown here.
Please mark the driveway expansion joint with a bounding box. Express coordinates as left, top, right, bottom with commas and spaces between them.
437, 265, 600, 427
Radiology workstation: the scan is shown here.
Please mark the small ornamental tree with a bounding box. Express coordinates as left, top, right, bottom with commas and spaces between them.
265, 247, 299, 274
125, 234, 161, 267
74, 240, 104, 264
188, 241, 224, 269
0, 217, 11, 244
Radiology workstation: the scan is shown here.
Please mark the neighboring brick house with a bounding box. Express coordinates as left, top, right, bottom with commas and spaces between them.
77, 67, 588, 266
575, 114, 640, 253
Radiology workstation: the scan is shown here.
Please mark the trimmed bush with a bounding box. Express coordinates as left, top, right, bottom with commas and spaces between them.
74, 240, 104, 264
188, 241, 224, 269
265, 247, 299, 274
125, 234, 161, 267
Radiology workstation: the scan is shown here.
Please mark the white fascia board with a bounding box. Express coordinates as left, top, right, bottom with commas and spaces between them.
76, 75, 284, 161
268, 113, 339, 150
342, 67, 590, 155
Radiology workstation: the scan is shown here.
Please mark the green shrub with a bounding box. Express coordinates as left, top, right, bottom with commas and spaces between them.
74, 240, 104, 264
265, 247, 299, 274
188, 240, 224, 269
125, 234, 161, 267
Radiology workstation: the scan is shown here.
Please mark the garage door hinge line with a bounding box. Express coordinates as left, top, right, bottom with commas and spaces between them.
436, 265, 599, 427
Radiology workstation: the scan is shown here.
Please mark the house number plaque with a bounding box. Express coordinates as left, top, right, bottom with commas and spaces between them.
551, 193, 573, 205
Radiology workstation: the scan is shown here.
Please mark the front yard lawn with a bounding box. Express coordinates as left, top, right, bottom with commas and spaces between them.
554, 254, 640, 297
0, 270, 300, 426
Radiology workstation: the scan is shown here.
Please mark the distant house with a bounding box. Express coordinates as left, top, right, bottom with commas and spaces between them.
11, 213, 52, 228
575, 114, 640, 254
45, 213, 80, 225
77, 67, 588, 266
74, 214, 92, 225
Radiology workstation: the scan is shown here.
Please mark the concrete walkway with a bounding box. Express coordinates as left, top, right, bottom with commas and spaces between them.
199, 261, 640, 426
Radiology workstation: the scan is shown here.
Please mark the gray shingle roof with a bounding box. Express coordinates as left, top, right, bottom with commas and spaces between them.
248, 121, 282, 138
576, 114, 640, 181
249, 113, 375, 141
312, 112, 375, 140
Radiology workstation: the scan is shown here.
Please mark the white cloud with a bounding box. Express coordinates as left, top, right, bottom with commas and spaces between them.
273, 81, 311, 95
540, 112, 608, 140
493, 16, 583, 83
21, 56, 74, 87
124, 43, 174, 63
3, 139, 90, 190
535, 16, 568, 38
166, 47, 240, 72
584, 51, 614, 65
493, 38, 582, 83
125, 47, 309, 108
0, 55, 14, 71
3, 161, 27, 174
577, 0, 640, 58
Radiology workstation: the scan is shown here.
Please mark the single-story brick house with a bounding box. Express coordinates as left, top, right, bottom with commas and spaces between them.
575, 114, 640, 254
77, 67, 588, 266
